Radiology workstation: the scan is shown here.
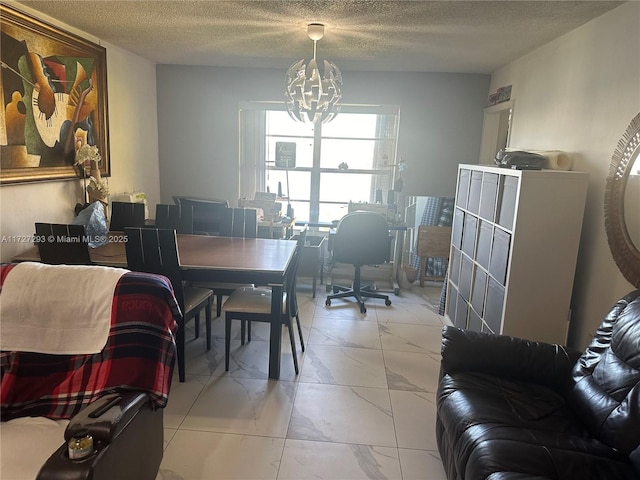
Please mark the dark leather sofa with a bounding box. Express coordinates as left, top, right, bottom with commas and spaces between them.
436, 290, 640, 480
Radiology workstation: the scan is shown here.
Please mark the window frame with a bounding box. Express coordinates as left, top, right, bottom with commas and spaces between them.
239, 102, 400, 224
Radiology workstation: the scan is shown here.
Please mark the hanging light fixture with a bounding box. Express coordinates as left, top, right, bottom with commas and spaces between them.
285, 23, 342, 124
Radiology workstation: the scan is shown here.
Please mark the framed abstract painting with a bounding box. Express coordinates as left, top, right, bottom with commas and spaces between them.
1, 4, 110, 184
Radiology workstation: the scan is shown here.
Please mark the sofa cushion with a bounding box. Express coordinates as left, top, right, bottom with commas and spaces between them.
438, 371, 636, 479
569, 290, 640, 455
0, 417, 69, 480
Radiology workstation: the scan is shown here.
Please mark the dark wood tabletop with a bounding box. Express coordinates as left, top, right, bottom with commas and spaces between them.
12, 234, 297, 379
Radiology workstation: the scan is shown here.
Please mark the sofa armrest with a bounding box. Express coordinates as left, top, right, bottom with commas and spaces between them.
64, 392, 149, 444
440, 326, 581, 391
37, 392, 163, 480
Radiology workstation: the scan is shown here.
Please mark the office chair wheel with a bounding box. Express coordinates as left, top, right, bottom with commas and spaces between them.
325, 299, 331, 306
360, 305, 367, 314
385, 299, 392, 306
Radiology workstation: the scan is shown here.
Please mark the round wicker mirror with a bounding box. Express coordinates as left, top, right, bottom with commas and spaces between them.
604, 112, 640, 288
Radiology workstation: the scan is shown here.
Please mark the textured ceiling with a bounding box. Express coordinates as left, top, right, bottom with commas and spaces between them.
16, 1, 623, 73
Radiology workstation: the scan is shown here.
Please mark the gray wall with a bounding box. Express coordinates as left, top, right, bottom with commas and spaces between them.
156, 65, 489, 204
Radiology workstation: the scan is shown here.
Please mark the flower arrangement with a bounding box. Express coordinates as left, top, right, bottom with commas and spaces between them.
74, 144, 101, 167
87, 172, 109, 202
74, 144, 109, 209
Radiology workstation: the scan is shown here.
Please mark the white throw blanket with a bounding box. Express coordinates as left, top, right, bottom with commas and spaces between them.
0, 262, 128, 354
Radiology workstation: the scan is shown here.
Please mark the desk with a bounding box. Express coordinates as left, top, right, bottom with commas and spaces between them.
12, 235, 297, 380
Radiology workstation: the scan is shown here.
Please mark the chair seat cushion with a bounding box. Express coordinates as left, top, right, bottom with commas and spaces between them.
437, 372, 636, 480
223, 287, 286, 314
183, 286, 212, 312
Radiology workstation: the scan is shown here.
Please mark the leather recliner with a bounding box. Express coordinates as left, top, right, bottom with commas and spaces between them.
1, 265, 180, 480
436, 290, 640, 480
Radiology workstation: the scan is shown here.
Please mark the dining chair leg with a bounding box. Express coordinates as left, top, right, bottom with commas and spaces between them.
176, 320, 186, 382
216, 294, 223, 317
224, 314, 232, 371
295, 314, 305, 352
287, 322, 299, 374
205, 300, 212, 351
240, 320, 246, 345
194, 314, 200, 338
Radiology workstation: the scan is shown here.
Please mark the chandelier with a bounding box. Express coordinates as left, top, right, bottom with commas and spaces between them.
285, 23, 342, 124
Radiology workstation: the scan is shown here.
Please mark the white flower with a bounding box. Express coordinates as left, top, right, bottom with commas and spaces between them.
75, 144, 101, 166
89, 176, 109, 196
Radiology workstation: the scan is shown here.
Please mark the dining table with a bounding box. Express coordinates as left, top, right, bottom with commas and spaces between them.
11, 234, 298, 380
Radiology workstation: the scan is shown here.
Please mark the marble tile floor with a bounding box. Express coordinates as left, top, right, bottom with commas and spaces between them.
157, 279, 450, 480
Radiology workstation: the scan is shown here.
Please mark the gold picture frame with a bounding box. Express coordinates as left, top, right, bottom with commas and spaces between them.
1, 4, 110, 184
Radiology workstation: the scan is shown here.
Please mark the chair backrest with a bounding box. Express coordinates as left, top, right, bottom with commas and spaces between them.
244, 208, 258, 238
568, 290, 640, 458
110, 202, 145, 231
220, 208, 234, 237
231, 208, 246, 237
286, 226, 308, 317
295, 225, 308, 247
155, 204, 194, 234
220, 207, 258, 238
35, 223, 92, 265
332, 211, 390, 267
124, 227, 185, 310
173, 196, 229, 235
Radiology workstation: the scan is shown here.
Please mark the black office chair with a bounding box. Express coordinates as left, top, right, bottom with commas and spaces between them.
35, 223, 92, 265
110, 201, 145, 231
155, 203, 194, 234
325, 211, 392, 313
124, 228, 213, 382
222, 228, 307, 374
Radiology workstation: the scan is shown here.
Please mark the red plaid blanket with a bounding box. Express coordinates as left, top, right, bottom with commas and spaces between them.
0, 264, 180, 420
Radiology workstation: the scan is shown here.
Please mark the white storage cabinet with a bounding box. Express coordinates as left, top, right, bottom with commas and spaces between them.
446, 164, 589, 345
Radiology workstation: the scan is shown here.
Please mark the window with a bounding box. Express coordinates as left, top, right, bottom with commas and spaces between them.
240, 103, 400, 224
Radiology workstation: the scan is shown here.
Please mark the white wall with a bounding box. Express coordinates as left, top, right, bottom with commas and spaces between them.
489, 1, 640, 348
0, 2, 160, 262
156, 66, 490, 203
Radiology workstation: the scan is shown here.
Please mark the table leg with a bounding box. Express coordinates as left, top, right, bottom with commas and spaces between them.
269, 283, 283, 379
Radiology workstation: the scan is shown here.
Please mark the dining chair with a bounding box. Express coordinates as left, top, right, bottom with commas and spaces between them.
172, 196, 229, 235
220, 207, 258, 238
155, 204, 209, 339
222, 227, 307, 374
35, 222, 92, 265
195, 207, 258, 317
124, 227, 213, 382
110, 201, 145, 231
155, 203, 194, 234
